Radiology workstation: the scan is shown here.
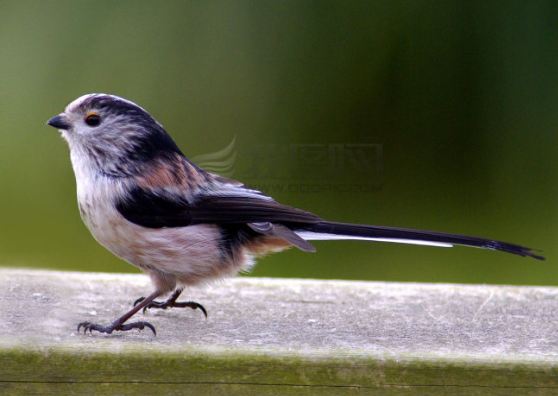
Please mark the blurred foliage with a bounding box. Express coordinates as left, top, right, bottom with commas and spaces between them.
0, 0, 556, 285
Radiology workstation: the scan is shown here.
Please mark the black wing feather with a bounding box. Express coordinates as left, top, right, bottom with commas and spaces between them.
116, 186, 322, 228
116, 187, 192, 228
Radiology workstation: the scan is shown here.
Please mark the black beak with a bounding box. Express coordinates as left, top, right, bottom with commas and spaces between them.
47, 115, 70, 130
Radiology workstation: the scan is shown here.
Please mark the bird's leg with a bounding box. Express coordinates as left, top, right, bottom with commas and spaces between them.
133, 288, 207, 317
78, 290, 162, 335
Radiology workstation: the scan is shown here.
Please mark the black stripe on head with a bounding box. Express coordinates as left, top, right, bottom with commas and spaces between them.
79, 94, 154, 122
81, 94, 184, 162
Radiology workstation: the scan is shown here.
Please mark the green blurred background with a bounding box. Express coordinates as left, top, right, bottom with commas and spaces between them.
0, 1, 556, 285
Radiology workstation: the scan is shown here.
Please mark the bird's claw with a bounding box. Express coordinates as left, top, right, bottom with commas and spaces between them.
77, 320, 156, 335
133, 296, 146, 307
133, 297, 207, 317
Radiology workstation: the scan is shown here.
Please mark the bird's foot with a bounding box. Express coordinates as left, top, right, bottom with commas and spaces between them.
77, 320, 156, 335
133, 296, 207, 317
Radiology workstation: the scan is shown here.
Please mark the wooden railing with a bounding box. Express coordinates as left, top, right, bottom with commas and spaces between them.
1, 268, 557, 394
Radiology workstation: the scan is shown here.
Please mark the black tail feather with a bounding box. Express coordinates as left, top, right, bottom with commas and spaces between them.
298, 221, 545, 260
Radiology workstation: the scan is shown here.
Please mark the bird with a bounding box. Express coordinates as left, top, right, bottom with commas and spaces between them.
47, 93, 544, 335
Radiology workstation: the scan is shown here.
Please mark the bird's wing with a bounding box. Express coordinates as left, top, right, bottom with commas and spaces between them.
117, 185, 321, 227
115, 184, 320, 251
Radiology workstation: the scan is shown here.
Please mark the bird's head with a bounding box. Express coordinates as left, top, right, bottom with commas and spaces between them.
47, 94, 182, 177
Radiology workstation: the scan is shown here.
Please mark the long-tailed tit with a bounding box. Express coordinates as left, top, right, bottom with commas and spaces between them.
47, 94, 544, 335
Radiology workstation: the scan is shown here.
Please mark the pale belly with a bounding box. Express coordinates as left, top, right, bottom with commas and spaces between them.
78, 192, 247, 290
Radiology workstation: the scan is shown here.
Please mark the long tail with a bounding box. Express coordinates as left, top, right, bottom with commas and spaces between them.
294, 221, 545, 260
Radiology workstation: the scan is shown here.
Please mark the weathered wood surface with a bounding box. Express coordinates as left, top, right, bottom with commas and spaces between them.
1, 268, 558, 395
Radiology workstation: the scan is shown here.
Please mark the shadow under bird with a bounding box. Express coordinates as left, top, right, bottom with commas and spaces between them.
47, 94, 545, 336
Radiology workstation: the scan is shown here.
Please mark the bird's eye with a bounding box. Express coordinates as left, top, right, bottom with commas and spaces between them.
85, 113, 101, 127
